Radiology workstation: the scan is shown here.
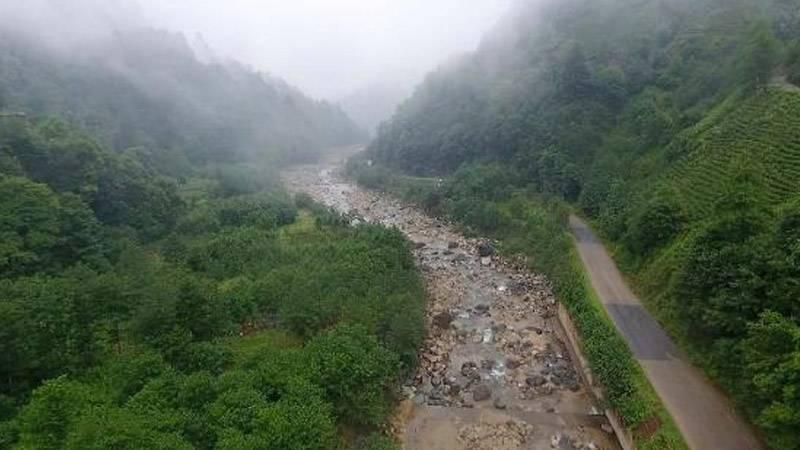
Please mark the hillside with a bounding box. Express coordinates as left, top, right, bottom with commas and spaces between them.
362, 0, 800, 448
0, 19, 420, 450
0, 28, 367, 167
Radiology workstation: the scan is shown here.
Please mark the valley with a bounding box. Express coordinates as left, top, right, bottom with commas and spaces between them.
283, 154, 618, 450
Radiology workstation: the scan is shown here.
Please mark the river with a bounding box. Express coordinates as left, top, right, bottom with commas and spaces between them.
282, 153, 619, 450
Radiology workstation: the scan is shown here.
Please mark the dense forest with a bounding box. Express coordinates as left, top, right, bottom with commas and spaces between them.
0, 22, 423, 450
359, 0, 800, 448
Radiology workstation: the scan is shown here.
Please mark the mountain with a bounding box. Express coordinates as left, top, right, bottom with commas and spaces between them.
0, 26, 367, 167
339, 79, 412, 136
365, 0, 800, 448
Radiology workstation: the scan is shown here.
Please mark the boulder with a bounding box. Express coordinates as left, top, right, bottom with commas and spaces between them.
526, 375, 547, 387
472, 384, 492, 402
478, 243, 495, 257
432, 311, 454, 329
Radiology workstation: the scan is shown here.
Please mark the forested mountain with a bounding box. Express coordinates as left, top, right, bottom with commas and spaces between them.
0, 18, 419, 450
340, 79, 412, 136
0, 27, 366, 167
363, 0, 800, 448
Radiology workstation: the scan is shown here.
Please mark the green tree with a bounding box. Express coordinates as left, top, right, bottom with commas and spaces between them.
15, 377, 105, 450
740, 21, 779, 90
626, 190, 686, 254
0, 177, 60, 275
64, 406, 193, 450
307, 324, 399, 426
742, 312, 800, 450
559, 44, 592, 100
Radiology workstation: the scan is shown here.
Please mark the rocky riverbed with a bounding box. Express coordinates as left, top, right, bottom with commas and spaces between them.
282, 159, 619, 450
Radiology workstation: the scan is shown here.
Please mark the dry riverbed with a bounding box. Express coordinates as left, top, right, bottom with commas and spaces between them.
282, 160, 619, 450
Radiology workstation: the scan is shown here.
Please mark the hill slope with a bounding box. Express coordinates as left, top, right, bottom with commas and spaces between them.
364, 0, 800, 448
0, 28, 366, 167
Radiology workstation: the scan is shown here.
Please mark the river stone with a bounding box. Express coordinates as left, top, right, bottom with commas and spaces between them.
506, 357, 522, 370
493, 396, 507, 410
478, 243, 495, 257
526, 375, 547, 387
472, 384, 492, 402
432, 311, 454, 329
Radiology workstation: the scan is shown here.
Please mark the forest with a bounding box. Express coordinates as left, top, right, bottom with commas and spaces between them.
361, 0, 800, 448
0, 21, 424, 450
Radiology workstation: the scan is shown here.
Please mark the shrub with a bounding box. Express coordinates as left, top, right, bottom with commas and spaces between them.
306, 324, 400, 426
626, 191, 686, 255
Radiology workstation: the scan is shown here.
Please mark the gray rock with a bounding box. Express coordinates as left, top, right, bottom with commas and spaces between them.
526, 375, 548, 387
474, 304, 490, 315
448, 241, 460, 249
506, 357, 522, 370
478, 243, 495, 257
472, 384, 492, 402
493, 396, 507, 410
432, 311, 454, 329
461, 362, 480, 379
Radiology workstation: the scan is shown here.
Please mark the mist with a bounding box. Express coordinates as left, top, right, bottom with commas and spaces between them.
134, 0, 514, 100
0, 0, 512, 99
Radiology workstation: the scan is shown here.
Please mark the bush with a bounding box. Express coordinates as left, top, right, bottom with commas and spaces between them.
306, 324, 400, 426
216, 194, 297, 230
626, 191, 686, 255
15, 377, 107, 450
788, 42, 800, 86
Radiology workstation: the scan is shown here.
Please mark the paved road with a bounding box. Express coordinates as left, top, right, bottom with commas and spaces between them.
569, 215, 765, 450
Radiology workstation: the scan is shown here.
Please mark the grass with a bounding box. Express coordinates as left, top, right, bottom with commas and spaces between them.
221, 330, 302, 369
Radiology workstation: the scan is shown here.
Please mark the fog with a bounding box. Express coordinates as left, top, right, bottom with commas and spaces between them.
0, 0, 512, 101
136, 0, 513, 100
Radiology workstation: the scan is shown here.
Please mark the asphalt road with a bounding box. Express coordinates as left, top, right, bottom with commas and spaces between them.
568, 215, 765, 450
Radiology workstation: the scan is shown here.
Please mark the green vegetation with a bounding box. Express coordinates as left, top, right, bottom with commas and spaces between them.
0, 121, 423, 447
0, 24, 416, 450
362, 0, 800, 448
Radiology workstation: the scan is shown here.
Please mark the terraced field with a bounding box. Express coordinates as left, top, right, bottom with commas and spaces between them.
664, 88, 800, 216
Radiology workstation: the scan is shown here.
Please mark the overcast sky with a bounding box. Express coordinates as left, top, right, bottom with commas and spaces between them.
133, 0, 514, 100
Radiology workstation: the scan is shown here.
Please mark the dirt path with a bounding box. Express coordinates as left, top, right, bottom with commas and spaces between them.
569, 216, 765, 450
282, 159, 619, 450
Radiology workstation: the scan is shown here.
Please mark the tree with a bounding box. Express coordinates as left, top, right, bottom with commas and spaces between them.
559, 44, 592, 100
741, 312, 800, 450
740, 21, 779, 90
64, 406, 193, 450
306, 324, 399, 426
626, 189, 686, 254
0, 177, 60, 275
15, 377, 105, 450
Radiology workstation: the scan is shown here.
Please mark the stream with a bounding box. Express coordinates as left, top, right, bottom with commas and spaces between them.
282, 153, 619, 450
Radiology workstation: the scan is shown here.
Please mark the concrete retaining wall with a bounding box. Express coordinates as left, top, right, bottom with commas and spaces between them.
556, 304, 636, 450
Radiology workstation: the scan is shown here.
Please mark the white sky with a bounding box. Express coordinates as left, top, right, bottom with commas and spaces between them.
135, 0, 514, 100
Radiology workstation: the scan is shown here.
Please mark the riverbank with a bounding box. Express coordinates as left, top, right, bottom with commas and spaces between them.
282, 161, 619, 450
